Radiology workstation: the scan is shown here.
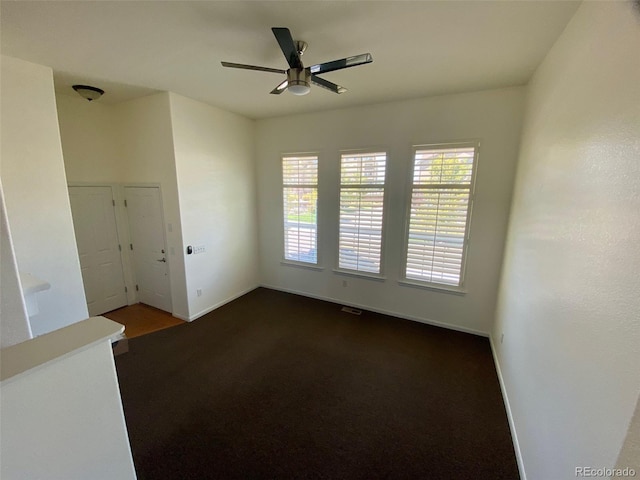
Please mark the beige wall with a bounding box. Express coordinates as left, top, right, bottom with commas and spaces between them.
256, 87, 525, 335
493, 2, 640, 479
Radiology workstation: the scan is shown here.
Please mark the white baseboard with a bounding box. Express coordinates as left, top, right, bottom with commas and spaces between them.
187, 285, 260, 322
490, 336, 527, 480
260, 283, 489, 337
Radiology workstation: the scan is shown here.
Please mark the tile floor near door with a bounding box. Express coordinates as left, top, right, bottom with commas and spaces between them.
103, 303, 185, 339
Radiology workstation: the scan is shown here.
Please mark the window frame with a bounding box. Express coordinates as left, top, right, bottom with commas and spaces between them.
281, 152, 322, 268
334, 148, 389, 279
399, 141, 480, 293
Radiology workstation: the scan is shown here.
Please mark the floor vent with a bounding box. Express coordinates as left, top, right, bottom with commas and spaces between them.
341, 306, 362, 315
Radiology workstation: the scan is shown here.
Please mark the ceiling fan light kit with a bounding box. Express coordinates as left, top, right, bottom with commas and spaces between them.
287, 68, 311, 96
221, 27, 372, 96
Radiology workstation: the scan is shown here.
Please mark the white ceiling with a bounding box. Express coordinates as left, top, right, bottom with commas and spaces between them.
1, 1, 580, 119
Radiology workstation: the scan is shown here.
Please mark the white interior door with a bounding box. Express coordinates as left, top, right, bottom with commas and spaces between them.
68, 186, 127, 316
124, 186, 172, 313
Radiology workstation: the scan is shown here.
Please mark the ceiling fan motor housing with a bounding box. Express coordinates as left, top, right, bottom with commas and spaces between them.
287, 68, 311, 95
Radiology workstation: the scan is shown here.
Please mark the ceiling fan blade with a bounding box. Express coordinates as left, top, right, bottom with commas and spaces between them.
311, 75, 347, 94
270, 80, 288, 95
221, 61, 286, 74
309, 53, 373, 75
272, 27, 303, 69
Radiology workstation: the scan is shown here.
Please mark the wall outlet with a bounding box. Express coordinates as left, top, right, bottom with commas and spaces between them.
342, 280, 348, 287
194, 245, 206, 254
500, 333, 504, 344
196, 289, 202, 297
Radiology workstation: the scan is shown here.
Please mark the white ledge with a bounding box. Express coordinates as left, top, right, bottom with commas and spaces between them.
280, 260, 324, 271
332, 268, 386, 282
0, 316, 124, 384
398, 279, 467, 295
19, 272, 51, 295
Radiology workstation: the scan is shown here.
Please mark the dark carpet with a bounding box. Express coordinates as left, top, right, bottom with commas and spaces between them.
115, 288, 519, 479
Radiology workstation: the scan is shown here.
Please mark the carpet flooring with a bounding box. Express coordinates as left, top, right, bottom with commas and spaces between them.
115, 288, 519, 479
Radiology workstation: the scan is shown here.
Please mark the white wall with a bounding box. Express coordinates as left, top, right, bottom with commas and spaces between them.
492, 2, 640, 479
58, 91, 260, 321
616, 394, 640, 473
109, 93, 190, 319
0, 180, 32, 347
59, 92, 190, 319
56, 94, 123, 181
0, 56, 88, 336
168, 93, 258, 320
56, 94, 139, 305
256, 87, 524, 335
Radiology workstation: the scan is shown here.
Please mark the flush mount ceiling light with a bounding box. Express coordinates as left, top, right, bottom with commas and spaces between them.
72, 84, 104, 102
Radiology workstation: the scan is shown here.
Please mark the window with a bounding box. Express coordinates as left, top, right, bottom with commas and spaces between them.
282, 155, 318, 264
338, 151, 386, 274
404, 144, 477, 288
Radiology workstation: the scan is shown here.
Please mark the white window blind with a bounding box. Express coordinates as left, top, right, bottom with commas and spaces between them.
283, 155, 318, 264
338, 152, 386, 274
405, 146, 477, 287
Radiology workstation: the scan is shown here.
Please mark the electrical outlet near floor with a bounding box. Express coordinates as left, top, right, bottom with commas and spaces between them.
342, 280, 348, 287
197, 289, 202, 297
500, 333, 504, 344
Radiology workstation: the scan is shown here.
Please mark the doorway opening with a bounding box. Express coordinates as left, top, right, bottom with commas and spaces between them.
103, 303, 183, 339
68, 184, 181, 338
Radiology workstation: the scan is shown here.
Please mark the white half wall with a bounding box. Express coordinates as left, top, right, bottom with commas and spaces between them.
168, 93, 258, 320
0, 55, 88, 335
1, 329, 136, 480
492, 2, 640, 479
256, 87, 525, 334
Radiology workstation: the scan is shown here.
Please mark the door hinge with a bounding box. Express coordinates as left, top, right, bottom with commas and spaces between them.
124, 286, 128, 293
112, 199, 116, 206
135, 284, 139, 292
118, 244, 122, 251
124, 199, 128, 207
130, 244, 133, 250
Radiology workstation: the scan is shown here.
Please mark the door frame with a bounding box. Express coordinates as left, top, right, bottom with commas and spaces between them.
67, 182, 136, 306
123, 183, 173, 313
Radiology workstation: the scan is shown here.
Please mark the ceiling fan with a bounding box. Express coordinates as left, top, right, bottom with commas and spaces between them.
221, 27, 373, 96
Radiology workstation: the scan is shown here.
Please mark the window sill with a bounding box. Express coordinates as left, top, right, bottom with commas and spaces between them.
333, 269, 386, 282
398, 279, 466, 295
280, 260, 324, 271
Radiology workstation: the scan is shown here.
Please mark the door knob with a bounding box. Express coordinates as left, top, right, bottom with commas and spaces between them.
157, 258, 166, 262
